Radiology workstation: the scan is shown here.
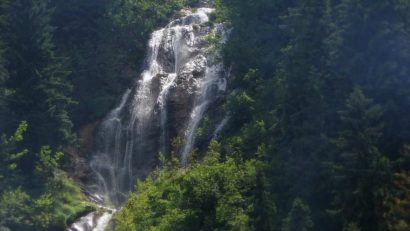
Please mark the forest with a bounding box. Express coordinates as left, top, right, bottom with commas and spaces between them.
0, 0, 409, 231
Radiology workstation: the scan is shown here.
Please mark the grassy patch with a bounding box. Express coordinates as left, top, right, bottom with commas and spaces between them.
52, 172, 96, 229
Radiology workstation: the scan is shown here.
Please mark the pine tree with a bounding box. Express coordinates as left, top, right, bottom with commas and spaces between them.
331, 87, 392, 231
0, 0, 10, 129
332, 0, 410, 157
6, 0, 75, 148
271, 0, 333, 218
282, 198, 314, 231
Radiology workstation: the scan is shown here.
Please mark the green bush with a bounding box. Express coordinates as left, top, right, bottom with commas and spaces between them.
115, 141, 265, 231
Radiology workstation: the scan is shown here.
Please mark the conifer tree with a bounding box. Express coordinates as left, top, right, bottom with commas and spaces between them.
282, 198, 314, 231
332, 87, 391, 231
0, 0, 9, 128
332, 0, 410, 157
6, 0, 75, 148
271, 0, 332, 215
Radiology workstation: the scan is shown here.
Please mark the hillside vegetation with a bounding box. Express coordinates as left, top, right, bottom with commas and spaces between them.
0, 0, 409, 231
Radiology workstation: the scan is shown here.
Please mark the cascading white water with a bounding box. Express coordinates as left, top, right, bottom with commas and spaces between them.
180, 61, 227, 165
69, 7, 228, 231
90, 7, 226, 205
89, 89, 131, 205
180, 24, 229, 165
68, 207, 116, 231
213, 115, 230, 139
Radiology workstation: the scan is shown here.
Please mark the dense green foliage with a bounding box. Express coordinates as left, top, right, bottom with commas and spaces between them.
0, 0, 196, 230
212, 0, 410, 230
0, 122, 93, 230
116, 141, 268, 231
1, 0, 410, 230
117, 0, 410, 231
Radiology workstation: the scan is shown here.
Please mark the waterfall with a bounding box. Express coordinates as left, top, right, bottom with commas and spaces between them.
67, 207, 116, 231
88, 7, 227, 206
69, 7, 228, 231
180, 59, 227, 165
213, 115, 230, 139
180, 23, 229, 165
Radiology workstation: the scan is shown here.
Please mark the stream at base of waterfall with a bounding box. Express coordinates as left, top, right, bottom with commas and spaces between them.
68, 7, 229, 231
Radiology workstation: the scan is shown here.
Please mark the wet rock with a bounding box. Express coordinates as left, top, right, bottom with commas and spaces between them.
88, 8, 227, 206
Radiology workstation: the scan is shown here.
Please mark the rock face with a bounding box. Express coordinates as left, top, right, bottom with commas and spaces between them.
88, 8, 228, 206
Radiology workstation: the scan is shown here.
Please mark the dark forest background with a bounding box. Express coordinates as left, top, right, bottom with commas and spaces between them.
0, 0, 409, 230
